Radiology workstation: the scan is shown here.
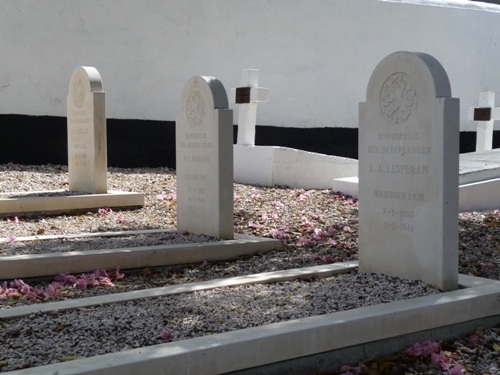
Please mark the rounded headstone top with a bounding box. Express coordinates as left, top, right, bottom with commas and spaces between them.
182, 76, 229, 110
69, 67, 103, 109
365, 51, 452, 127
180, 76, 229, 129
367, 52, 451, 99
69, 66, 103, 92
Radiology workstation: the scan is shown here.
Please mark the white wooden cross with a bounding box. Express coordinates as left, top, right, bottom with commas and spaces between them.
230, 69, 269, 146
468, 91, 500, 152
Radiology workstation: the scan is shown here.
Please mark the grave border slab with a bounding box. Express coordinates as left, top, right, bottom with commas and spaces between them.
0, 233, 280, 279
0, 190, 144, 218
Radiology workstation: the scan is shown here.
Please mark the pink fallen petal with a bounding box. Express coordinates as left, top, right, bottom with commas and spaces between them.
6, 234, 17, 243
271, 229, 286, 239
113, 266, 125, 280
327, 226, 337, 234
98, 207, 111, 216
327, 238, 338, 246
448, 367, 463, 375
159, 329, 173, 340
272, 200, 285, 207
75, 279, 88, 290
467, 334, 480, 345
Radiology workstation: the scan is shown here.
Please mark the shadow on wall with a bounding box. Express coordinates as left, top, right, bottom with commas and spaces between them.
0, 115, 176, 168
0, 114, 498, 167
470, 0, 500, 5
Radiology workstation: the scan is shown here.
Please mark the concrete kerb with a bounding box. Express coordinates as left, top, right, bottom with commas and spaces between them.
0, 228, 178, 244
0, 190, 145, 218
0, 233, 281, 279
4, 271, 499, 375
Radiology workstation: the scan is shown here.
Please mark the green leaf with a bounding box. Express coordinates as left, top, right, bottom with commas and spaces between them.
60, 356, 77, 362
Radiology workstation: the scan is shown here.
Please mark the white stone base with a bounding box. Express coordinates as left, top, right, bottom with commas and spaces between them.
0, 232, 281, 279
234, 145, 358, 189
332, 176, 359, 198
459, 177, 500, 212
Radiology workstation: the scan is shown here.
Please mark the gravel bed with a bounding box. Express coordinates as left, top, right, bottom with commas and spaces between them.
0, 163, 499, 374
1, 272, 439, 372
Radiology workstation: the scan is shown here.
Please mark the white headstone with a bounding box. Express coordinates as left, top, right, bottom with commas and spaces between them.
358, 51, 459, 291
230, 69, 269, 146
176, 76, 234, 240
468, 91, 500, 152
67, 66, 107, 194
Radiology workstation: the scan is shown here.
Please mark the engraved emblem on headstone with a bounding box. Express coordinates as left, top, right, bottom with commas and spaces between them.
186, 90, 205, 128
72, 77, 86, 109
379, 72, 417, 125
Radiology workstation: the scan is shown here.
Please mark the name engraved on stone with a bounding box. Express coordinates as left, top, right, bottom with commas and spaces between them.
183, 155, 210, 163
369, 164, 429, 175
181, 133, 212, 163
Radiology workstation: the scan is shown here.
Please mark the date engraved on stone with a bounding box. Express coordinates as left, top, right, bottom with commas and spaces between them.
186, 90, 205, 128
379, 72, 417, 125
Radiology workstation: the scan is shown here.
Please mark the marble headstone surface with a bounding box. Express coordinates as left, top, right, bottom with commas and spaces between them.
358, 51, 459, 291
176, 76, 234, 240
67, 66, 107, 194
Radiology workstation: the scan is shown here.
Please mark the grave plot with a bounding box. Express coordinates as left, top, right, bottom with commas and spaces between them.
0, 67, 144, 218
0, 266, 498, 374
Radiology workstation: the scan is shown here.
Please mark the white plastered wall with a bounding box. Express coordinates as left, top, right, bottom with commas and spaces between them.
0, 0, 499, 131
